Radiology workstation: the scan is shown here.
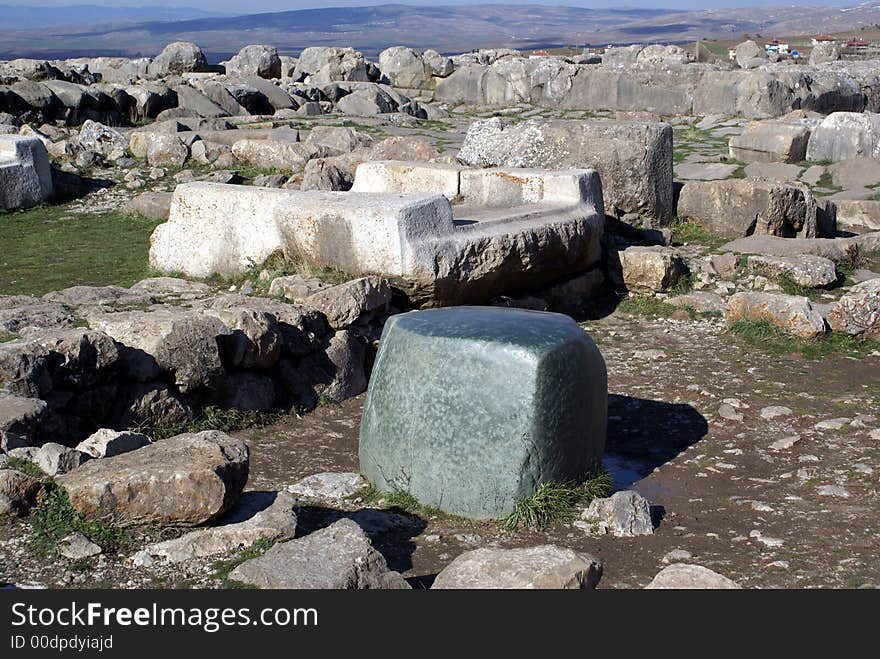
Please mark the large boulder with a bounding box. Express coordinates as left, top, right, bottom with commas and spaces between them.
302, 276, 391, 329
810, 41, 841, 66
677, 179, 831, 239
88, 308, 228, 393
725, 292, 826, 338
729, 119, 813, 163
359, 307, 607, 519
806, 112, 880, 162
0, 392, 46, 451
128, 131, 188, 167
293, 47, 371, 84
231, 139, 313, 172
747, 254, 838, 288
457, 118, 674, 225
0, 135, 53, 210
148, 42, 208, 78
826, 279, 880, 339
225, 45, 281, 79
228, 518, 410, 589
379, 46, 430, 89
56, 430, 248, 526
735, 40, 767, 69
432, 546, 602, 589
75, 120, 127, 160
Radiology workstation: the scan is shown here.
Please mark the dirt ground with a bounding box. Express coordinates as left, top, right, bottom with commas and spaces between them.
237, 307, 880, 589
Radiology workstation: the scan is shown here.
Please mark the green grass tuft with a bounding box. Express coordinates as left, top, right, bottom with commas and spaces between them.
501, 468, 613, 531
669, 218, 728, 250
4, 457, 44, 479
212, 538, 276, 588
142, 406, 280, 440
728, 319, 880, 359
777, 273, 822, 300
617, 296, 678, 318
28, 485, 128, 556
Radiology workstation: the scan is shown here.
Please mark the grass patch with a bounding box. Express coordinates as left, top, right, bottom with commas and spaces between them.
212, 538, 276, 588
4, 457, 44, 479
28, 484, 128, 556
0, 205, 163, 296
728, 319, 880, 359
669, 218, 727, 250
617, 296, 677, 318
669, 273, 693, 296
359, 485, 447, 518
0, 331, 20, 343
501, 468, 613, 531
143, 406, 280, 440
777, 273, 822, 300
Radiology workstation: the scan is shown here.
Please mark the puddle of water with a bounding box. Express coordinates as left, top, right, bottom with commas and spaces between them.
602, 453, 648, 490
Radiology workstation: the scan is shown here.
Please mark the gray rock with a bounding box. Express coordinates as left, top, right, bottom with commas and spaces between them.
613, 246, 687, 293
123, 191, 172, 221
267, 274, 329, 302
645, 563, 741, 589
336, 87, 397, 115
75, 428, 152, 459
304, 125, 372, 155
806, 112, 880, 162
293, 47, 371, 84
379, 46, 430, 89
725, 292, 826, 338
58, 532, 102, 560
75, 120, 126, 160
133, 490, 297, 564
369, 136, 439, 162
735, 40, 767, 69
28, 442, 90, 476
57, 430, 248, 526
216, 371, 276, 412
89, 308, 228, 393
359, 307, 607, 519
229, 518, 410, 589
826, 279, 880, 339
458, 117, 673, 225
148, 42, 208, 78
286, 472, 366, 502
0, 135, 53, 211
729, 119, 812, 163
0, 392, 46, 450
171, 84, 229, 119
109, 382, 191, 429
303, 276, 391, 329
747, 254, 838, 288
432, 545, 602, 589
677, 179, 829, 239
720, 234, 859, 264
810, 41, 840, 65
224, 45, 281, 79
577, 490, 654, 537
300, 157, 353, 191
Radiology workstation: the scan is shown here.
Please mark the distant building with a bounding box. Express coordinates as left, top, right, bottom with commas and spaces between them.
811, 35, 836, 46
529, 50, 550, 58
765, 40, 790, 55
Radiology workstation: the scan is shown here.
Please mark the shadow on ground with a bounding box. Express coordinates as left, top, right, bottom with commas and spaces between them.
603, 394, 708, 490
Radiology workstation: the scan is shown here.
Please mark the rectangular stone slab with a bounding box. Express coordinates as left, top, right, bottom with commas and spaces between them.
358, 307, 607, 519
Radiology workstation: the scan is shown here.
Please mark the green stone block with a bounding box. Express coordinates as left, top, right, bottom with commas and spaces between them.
358, 307, 607, 519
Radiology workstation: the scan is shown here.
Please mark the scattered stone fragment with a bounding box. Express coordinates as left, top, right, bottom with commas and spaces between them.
229, 518, 410, 589
133, 491, 297, 565
817, 485, 850, 498
760, 406, 792, 420
769, 435, 801, 450
645, 563, 741, 589
75, 428, 152, 459
286, 472, 366, 502
576, 490, 654, 537
432, 546, 602, 589
58, 532, 102, 560
662, 549, 693, 564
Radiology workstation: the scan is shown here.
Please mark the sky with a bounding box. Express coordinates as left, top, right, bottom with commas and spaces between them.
5, 0, 866, 13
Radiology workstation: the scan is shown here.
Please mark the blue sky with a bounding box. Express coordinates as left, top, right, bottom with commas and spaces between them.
9, 0, 865, 9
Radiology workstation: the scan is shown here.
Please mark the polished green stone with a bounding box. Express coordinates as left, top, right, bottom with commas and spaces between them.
358, 306, 607, 519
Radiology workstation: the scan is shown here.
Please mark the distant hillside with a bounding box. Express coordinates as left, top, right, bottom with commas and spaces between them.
0, 4, 228, 30
2, 3, 880, 60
